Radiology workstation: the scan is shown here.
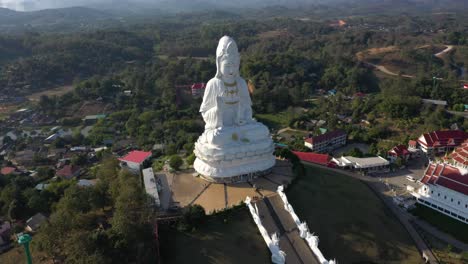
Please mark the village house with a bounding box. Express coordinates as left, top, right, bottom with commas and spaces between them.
387, 145, 411, 162
0, 166, 20, 175
56, 165, 81, 180
10, 149, 36, 167
25, 213, 48, 232
304, 130, 347, 153
191, 83, 206, 97
118, 150, 152, 174
416, 130, 468, 155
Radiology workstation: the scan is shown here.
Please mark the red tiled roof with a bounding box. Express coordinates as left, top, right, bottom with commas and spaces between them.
1, 167, 16, 175
56, 165, 80, 178
118, 150, 152, 164
292, 151, 332, 166
421, 163, 468, 195
304, 130, 346, 144
418, 130, 468, 148
191, 83, 206, 90
388, 145, 410, 156
449, 140, 468, 166
408, 140, 417, 146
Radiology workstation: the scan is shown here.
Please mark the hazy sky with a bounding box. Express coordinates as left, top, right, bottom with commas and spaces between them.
0, 0, 159, 11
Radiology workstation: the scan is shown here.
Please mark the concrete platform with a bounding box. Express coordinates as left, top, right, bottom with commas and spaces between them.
162, 159, 295, 214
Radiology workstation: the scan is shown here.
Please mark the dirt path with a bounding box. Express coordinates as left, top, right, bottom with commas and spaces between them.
358, 45, 453, 79
434, 45, 454, 58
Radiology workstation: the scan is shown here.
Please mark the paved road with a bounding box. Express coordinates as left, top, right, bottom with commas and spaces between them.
303, 162, 439, 264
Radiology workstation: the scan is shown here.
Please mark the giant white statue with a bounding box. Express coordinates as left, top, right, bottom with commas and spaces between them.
194, 36, 275, 183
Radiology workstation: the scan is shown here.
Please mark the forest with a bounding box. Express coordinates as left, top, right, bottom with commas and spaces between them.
0, 6, 467, 263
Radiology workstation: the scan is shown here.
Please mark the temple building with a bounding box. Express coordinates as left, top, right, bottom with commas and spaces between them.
416, 130, 468, 155
412, 162, 468, 224
448, 140, 468, 169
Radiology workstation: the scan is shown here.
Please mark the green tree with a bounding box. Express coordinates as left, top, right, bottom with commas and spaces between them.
169, 155, 183, 170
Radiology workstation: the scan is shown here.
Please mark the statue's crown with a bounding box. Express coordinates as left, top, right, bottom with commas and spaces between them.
217, 36, 239, 59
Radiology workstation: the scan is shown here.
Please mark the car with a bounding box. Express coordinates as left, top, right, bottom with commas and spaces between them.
406, 176, 416, 182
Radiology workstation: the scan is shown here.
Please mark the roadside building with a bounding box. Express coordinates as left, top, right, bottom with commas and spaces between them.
387, 145, 411, 162
56, 165, 81, 180
25, 213, 48, 232
118, 150, 152, 173
421, 99, 448, 107
417, 130, 468, 155
292, 151, 336, 167
332, 156, 390, 173
77, 179, 96, 187
83, 114, 106, 125
142, 168, 161, 208
412, 163, 468, 224
191, 83, 206, 97
304, 130, 347, 153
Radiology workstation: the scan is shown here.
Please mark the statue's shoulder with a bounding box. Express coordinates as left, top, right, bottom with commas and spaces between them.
206, 78, 222, 88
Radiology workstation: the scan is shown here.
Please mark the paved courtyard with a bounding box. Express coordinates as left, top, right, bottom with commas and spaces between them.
156, 158, 295, 214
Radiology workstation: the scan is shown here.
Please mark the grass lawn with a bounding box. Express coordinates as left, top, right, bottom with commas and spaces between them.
287, 165, 423, 264
410, 204, 468, 244
0, 246, 52, 264
255, 112, 291, 130
159, 207, 270, 264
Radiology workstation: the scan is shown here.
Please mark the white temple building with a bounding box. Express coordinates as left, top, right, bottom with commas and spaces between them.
412, 161, 468, 224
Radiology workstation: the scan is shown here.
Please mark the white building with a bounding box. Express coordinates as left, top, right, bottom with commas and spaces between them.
412, 163, 468, 224
304, 130, 347, 153
332, 156, 390, 173
142, 168, 160, 208
118, 150, 152, 174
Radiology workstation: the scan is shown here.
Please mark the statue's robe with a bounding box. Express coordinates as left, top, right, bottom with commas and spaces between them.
200, 77, 252, 130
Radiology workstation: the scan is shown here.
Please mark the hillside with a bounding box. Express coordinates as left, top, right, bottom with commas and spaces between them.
0, 7, 119, 33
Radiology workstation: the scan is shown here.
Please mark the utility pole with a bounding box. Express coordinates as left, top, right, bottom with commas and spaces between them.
18, 234, 33, 264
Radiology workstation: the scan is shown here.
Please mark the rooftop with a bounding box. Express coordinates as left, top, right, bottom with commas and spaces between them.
119, 150, 152, 164
0, 167, 16, 175
418, 130, 468, 148
292, 151, 332, 166
420, 163, 468, 195
56, 165, 80, 178
340, 156, 389, 168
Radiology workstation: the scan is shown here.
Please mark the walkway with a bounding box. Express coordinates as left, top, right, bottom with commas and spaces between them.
254, 195, 320, 264
302, 162, 440, 264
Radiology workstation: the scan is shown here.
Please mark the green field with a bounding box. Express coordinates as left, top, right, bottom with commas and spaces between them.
159, 208, 270, 264
255, 112, 291, 130
287, 165, 423, 263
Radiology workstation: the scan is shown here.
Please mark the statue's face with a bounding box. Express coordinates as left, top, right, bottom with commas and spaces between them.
220, 57, 239, 80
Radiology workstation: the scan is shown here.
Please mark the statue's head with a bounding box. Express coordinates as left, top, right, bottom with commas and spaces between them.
215, 36, 240, 79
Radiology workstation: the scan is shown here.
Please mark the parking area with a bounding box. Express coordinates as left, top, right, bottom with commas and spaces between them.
376, 155, 429, 197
